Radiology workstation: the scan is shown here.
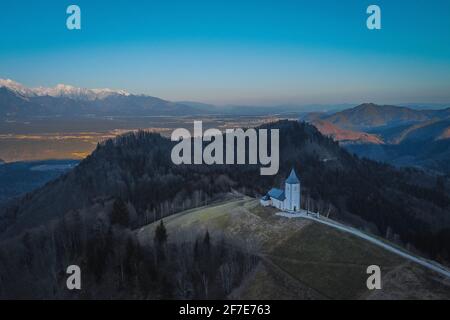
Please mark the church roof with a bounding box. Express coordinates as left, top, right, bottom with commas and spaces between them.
286, 168, 300, 184
268, 188, 285, 201
261, 194, 270, 201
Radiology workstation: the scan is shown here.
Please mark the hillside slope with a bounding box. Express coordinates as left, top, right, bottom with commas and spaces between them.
346, 119, 450, 173
137, 198, 450, 300
311, 119, 383, 144
0, 160, 78, 205
388, 119, 450, 144
306, 104, 450, 173
321, 103, 448, 130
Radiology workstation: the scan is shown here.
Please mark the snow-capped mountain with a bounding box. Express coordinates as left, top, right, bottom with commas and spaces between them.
0, 79, 36, 97
0, 79, 130, 101
0, 78, 209, 118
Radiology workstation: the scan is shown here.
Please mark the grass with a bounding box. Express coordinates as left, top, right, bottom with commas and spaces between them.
269, 256, 369, 299
137, 197, 250, 243
137, 197, 449, 299
162, 197, 248, 229
266, 223, 403, 299
248, 202, 279, 220
270, 223, 402, 267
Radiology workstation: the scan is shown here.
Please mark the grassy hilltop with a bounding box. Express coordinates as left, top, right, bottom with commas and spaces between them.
138, 197, 450, 300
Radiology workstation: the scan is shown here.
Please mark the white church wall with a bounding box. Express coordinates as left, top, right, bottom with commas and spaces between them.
272, 198, 283, 210
261, 168, 301, 212
285, 183, 292, 211
291, 183, 300, 211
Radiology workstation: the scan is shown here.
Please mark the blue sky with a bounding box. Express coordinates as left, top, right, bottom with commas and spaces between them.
0, 0, 449, 105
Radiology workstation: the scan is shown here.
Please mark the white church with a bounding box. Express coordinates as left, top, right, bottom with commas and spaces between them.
260, 168, 301, 212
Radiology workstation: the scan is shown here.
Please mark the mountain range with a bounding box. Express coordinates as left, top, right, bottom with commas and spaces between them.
0, 79, 131, 100
302, 103, 450, 174
1, 79, 337, 117
0, 80, 356, 119
0, 79, 207, 117
315, 103, 450, 130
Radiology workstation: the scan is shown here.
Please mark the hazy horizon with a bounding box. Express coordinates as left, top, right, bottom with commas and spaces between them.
2, 77, 450, 110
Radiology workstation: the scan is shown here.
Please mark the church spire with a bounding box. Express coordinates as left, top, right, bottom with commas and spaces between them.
285, 168, 300, 185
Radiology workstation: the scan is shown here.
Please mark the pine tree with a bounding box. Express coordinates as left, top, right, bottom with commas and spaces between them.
154, 220, 168, 246
203, 230, 210, 249
194, 238, 200, 259
110, 198, 130, 227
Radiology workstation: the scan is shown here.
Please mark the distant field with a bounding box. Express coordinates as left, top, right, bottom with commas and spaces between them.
137, 197, 450, 300
0, 115, 282, 162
